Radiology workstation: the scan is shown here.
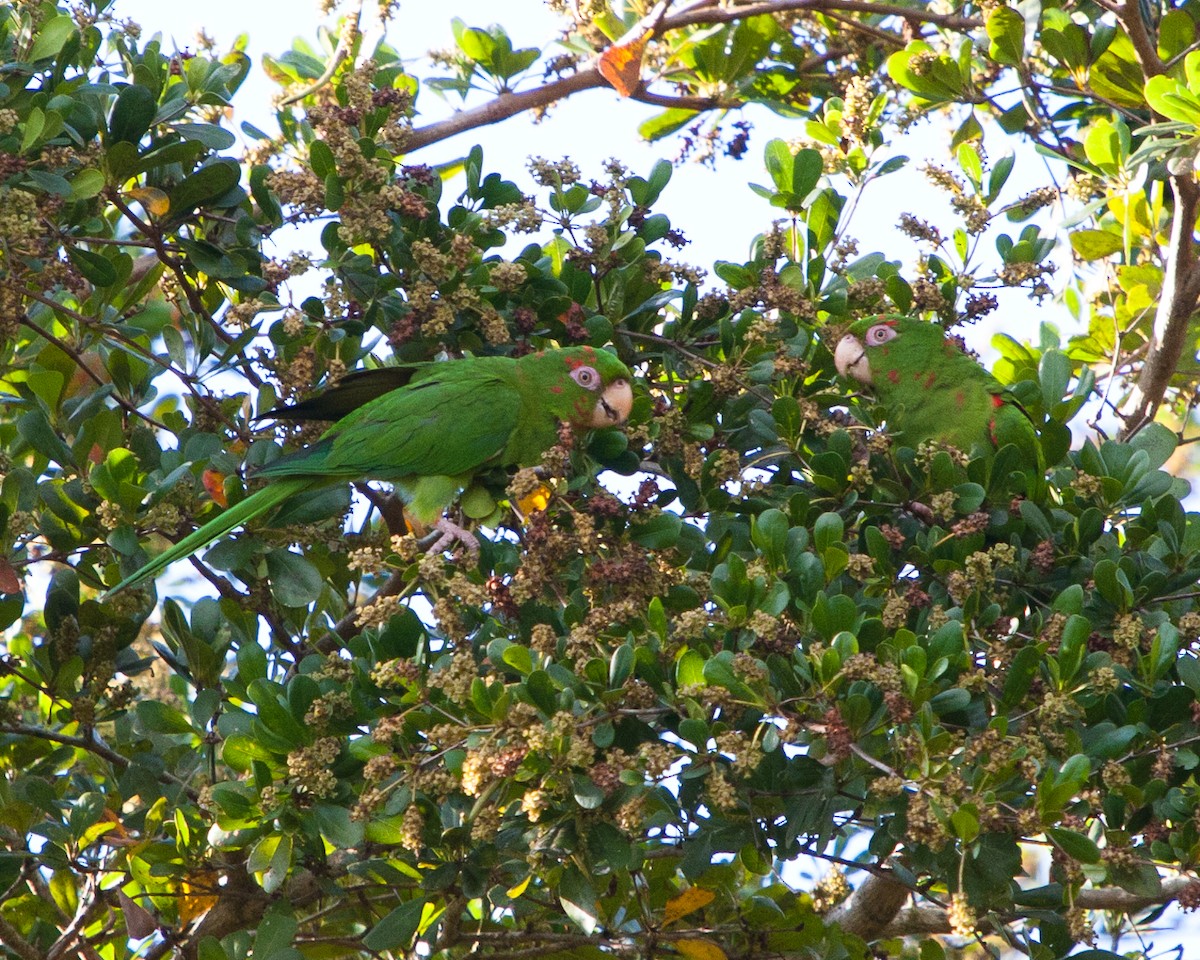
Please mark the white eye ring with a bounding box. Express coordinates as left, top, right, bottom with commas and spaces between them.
866, 324, 897, 345
571, 366, 599, 389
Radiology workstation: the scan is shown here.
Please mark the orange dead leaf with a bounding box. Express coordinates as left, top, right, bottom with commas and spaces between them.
0, 558, 22, 596
201, 469, 228, 508
663, 887, 715, 925
179, 869, 220, 925
516, 483, 553, 515
598, 30, 649, 97
671, 939, 727, 960
127, 186, 170, 217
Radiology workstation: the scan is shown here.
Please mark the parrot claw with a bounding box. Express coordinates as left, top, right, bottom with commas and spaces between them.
428, 517, 480, 555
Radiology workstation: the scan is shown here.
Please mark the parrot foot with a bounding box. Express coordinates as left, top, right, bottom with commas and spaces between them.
428, 517, 480, 555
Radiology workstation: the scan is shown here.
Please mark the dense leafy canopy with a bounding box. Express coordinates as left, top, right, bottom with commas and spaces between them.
4, 2, 1200, 960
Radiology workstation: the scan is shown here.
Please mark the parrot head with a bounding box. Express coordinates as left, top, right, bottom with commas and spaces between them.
832, 315, 1015, 453
530, 345, 633, 429
833, 316, 959, 391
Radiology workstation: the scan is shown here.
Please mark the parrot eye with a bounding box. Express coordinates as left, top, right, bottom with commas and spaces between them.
865, 324, 897, 346
570, 366, 600, 390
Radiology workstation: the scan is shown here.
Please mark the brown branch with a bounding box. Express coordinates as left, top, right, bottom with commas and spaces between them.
876, 875, 1198, 939
826, 868, 913, 940
0, 725, 198, 800
406, 69, 604, 152
16, 311, 169, 432
1119, 172, 1200, 437
0, 913, 42, 960
1114, 0, 1164, 78
405, 0, 978, 154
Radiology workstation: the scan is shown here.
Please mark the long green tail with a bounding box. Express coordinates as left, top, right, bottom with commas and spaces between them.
105, 476, 313, 597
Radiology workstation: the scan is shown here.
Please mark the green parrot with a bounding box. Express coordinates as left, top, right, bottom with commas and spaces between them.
833, 315, 1044, 494
107, 346, 633, 595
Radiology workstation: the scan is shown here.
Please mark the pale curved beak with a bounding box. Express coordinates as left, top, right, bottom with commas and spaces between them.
834, 334, 871, 385
590, 378, 633, 427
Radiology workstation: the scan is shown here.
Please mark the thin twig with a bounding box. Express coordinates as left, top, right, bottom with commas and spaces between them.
16, 313, 169, 431
279, 0, 364, 106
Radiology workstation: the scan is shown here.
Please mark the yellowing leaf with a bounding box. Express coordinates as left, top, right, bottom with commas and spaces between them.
506, 875, 532, 899
516, 483, 552, 515
671, 938, 727, 960
663, 887, 714, 925
179, 869, 220, 924
127, 186, 170, 216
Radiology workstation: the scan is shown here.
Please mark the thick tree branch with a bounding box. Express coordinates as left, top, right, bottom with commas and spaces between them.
404, 0, 980, 153
406, 69, 604, 152
1114, 0, 1164, 78
1119, 172, 1200, 437
0, 913, 42, 960
826, 869, 912, 940
875, 875, 1198, 939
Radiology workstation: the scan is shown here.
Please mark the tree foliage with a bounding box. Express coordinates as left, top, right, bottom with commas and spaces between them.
4, 2, 1200, 959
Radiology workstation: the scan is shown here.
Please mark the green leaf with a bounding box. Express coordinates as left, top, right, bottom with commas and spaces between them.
639, 108, 699, 142
107, 85, 157, 145
1046, 827, 1101, 863
986, 6, 1025, 65
1069, 229, 1123, 261
68, 248, 118, 288
137, 700, 196, 735
248, 833, 293, 894
1127, 422, 1177, 470
29, 15, 78, 61
265, 550, 323, 606
169, 160, 241, 215
363, 899, 426, 951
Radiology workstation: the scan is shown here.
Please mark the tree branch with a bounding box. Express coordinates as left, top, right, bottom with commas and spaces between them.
826, 869, 912, 940
0, 913, 42, 960
279, 0, 362, 106
876, 875, 1198, 938
404, 0, 980, 154
1114, 0, 1164, 78
1119, 171, 1200, 437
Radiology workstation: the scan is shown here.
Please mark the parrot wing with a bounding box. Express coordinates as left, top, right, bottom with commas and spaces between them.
258, 365, 525, 483
260, 366, 426, 422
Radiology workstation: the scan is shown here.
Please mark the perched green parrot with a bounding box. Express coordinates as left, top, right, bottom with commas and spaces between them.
833, 316, 1044, 494
107, 346, 633, 595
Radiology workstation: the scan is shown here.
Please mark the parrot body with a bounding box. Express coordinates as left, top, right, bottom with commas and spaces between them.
107, 347, 633, 595
833, 316, 1043, 494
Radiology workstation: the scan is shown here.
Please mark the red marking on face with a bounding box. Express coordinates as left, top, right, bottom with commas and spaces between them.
955, 390, 965, 408
925, 372, 936, 388
992, 394, 1004, 408
550, 385, 562, 394
563, 346, 598, 371
887, 369, 900, 384
989, 417, 998, 446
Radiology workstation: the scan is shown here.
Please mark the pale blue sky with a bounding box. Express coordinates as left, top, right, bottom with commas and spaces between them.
115, 0, 1070, 351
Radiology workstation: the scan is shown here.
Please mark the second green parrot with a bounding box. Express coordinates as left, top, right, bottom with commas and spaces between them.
833, 316, 1044, 494
107, 346, 633, 595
